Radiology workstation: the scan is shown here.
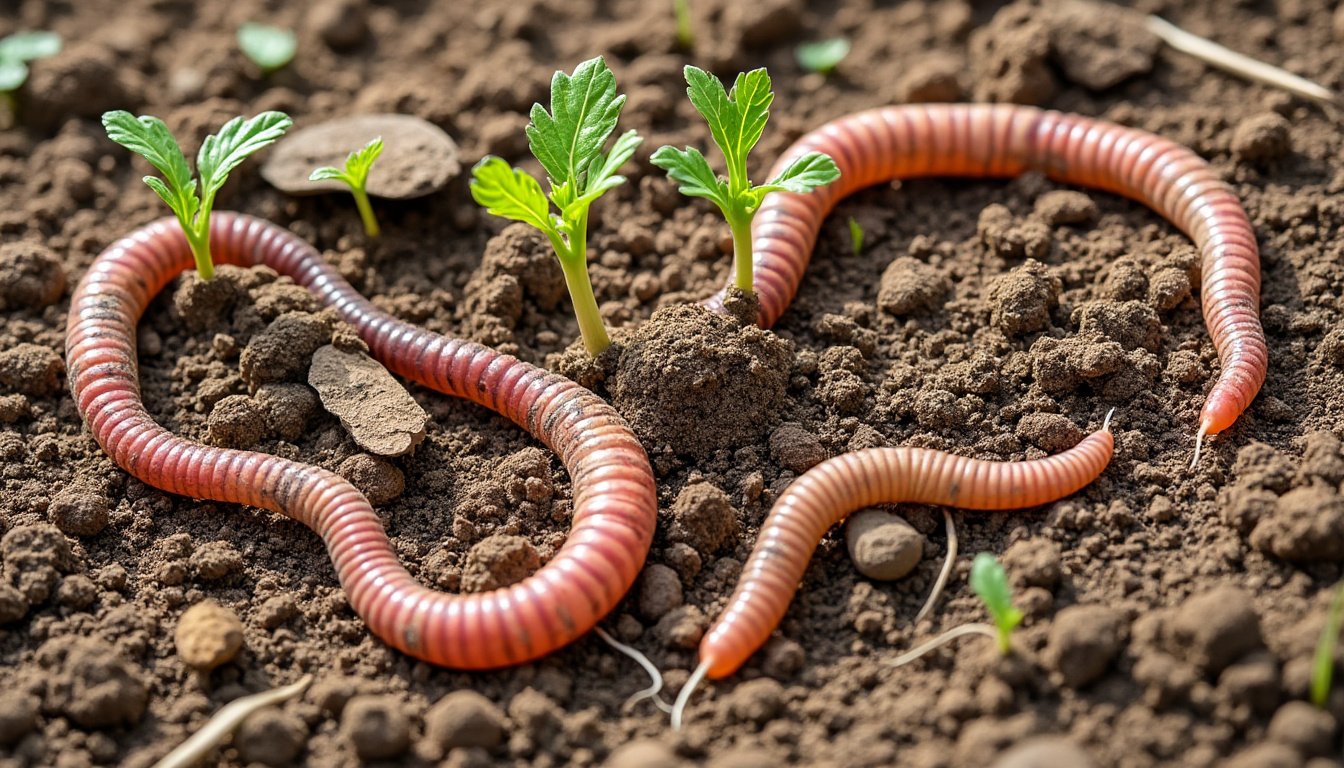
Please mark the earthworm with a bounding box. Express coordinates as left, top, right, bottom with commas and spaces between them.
682, 415, 1115, 711
65, 212, 658, 669
707, 104, 1266, 458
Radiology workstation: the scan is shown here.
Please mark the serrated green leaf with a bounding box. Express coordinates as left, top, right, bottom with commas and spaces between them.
0, 31, 61, 63
308, 166, 349, 183
197, 111, 292, 199
526, 57, 626, 190
237, 23, 296, 72
573, 129, 642, 210
795, 38, 850, 75
970, 553, 1023, 637
469, 156, 554, 233
0, 60, 27, 92
343, 137, 383, 185
756, 152, 841, 195
102, 111, 199, 223
683, 66, 772, 188
650, 145, 728, 208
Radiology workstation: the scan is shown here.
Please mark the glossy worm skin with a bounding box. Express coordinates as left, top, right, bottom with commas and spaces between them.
700, 426, 1115, 679
709, 103, 1266, 440
65, 213, 658, 669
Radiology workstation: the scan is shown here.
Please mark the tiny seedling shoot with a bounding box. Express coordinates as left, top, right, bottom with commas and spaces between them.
1311, 580, 1344, 709
652, 66, 839, 296
795, 38, 851, 76
237, 22, 297, 74
0, 31, 61, 94
673, 0, 694, 50
310, 137, 385, 237
101, 110, 293, 280
889, 552, 1022, 669
848, 216, 864, 256
470, 56, 642, 356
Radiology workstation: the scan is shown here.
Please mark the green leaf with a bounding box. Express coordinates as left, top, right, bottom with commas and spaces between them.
101, 110, 199, 223
795, 38, 851, 75
0, 31, 62, 63
0, 60, 27, 92
571, 129, 643, 211
848, 216, 864, 255
197, 111, 293, 199
650, 144, 728, 207
343, 137, 384, 186
756, 151, 841, 195
237, 23, 296, 73
526, 57, 626, 189
970, 553, 1023, 644
308, 166, 349, 183
683, 66, 773, 186
469, 156, 554, 233
1312, 581, 1344, 708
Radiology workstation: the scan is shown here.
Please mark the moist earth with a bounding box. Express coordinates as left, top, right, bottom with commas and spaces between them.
2, 0, 1344, 766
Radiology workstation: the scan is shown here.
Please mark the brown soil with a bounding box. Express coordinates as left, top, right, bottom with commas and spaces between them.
2, 0, 1344, 766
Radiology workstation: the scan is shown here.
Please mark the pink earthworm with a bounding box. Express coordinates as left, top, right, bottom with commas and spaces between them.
707, 104, 1266, 460
65, 212, 658, 669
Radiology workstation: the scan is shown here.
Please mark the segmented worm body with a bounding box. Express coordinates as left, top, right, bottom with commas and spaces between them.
700, 426, 1115, 679
709, 103, 1266, 442
66, 213, 658, 669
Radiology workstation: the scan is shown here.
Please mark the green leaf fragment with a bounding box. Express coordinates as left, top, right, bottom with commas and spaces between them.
198, 111, 294, 199
757, 151, 842, 195
795, 38, 851, 75
0, 60, 29, 92
237, 23, 296, 73
0, 31, 62, 63
970, 552, 1022, 654
1312, 581, 1344, 708
650, 145, 728, 206
683, 66, 772, 189
848, 216, 864, 255
469, 156, 555, 234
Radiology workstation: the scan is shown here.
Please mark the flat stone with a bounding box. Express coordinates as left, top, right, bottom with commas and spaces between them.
308, 345, 427, 456
262, 114, 459, 199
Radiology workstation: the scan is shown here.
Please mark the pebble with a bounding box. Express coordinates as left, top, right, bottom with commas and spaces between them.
236, 707, 307, 766
637, 564, 683, 621
337, 453, 405, 505
48, 489, 110, 537
424, 690, 506, 752
844, 509, 925, 580
175, 600, 244, 671
669, 482, 738, 555
308, 345, 428, 456
604, 739, 683, 768
727, 678, 784, 724
341, 695, 411, 760
1168, 586, 1262, 674
1267, 700, 1336, 757
991, 736, 1096, 768
768, 423, 827, 472
1231, 112, 1292, 164
1044, 605, 1126, 687
207, 395, 268, 449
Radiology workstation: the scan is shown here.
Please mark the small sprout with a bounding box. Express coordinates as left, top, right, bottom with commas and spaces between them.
970, 552, 1023, 655
101, 110, 293, 279
0, 31, 62, 92
1311, 581, 1344, 708
470, 56, 642, 357
652, 66, 840, 295
673, 0, 694, 50
795, 37, 851, 76
848, 216, 864, 256
310, 137, 384, 237
237, 22, 296, 74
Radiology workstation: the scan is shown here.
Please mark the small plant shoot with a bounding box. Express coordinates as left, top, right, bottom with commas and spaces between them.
310, 137, 385, 237
1311, 581, 1344, 709
673, 0, 694, 50
102, 110, 293, 279
795, 38, 851, 75
652, 66, 840, 295
470, 56, 642, 356
848, 216, 864, 256
0, 31, 62, 92
238, 23, 296, 74
969, 552, 1022, 655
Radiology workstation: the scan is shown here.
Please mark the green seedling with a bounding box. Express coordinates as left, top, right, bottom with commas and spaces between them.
102, 110, 293, 279
652, 66, 840, 295
673, 0, 694, 50
1311, 581, 1344, 708
0, 31, 61, 93
238, 23, 296, 74
848, 216, 864, 256
310, 137, 384, 238
470, 56, 642, 356
970, 552, 1023, 655
795, 38, 851, 75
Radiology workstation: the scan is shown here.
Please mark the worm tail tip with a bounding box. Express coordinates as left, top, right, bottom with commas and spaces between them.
671, 659, 711, 731
1190, 424, 1209, 470
1102, 408, 1116, 432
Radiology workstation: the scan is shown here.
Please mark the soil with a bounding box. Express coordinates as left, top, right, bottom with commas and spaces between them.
2, 0, 1344, 766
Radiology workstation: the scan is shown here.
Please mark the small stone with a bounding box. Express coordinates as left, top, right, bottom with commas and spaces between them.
461, 534, 539, 592
308, 345, 428, 456
604, 739, 683, 768
236, 707, 307, 766
256, 594, 299, 630
1168, 586, 1262, 674
769, 423, 827, 472
175, 600, 244, 671
0, 691, 39, 746
877, 257, 950, 316
1231, 113, 1292, 164
308, 0, 368, 50
654, 605, 707, 649
1267, 701, 1336, 757
727, 678, 784, 724
48, 489, 110, 537
638, 564, 683, 621
669, 482, 738, 555
992, 736, 1096, 768
424, 691, 506, 752
844, 509, 925, 580
0, 343, 63, 397
337, 453, 405, 505
254, 383, 319, 441
193, 541, 243, 581
1034, 190, 1097, 226
341, 695, 410, 760
1045, 605, 1126, 687
207, 395, 268, 449
0, 241, 65, 311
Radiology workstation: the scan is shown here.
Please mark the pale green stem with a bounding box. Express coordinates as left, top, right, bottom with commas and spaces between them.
351, 187, 380, 238
548, 216, 610, 356
185, 226, 214, 280
728, 214, 754, 294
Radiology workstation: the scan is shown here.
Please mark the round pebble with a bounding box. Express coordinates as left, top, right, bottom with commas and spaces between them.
424, 690, 505, 752
175, 600, 244, 671
844, 509, 925, 580
207, 395, 267, 449
341, 695, 410, 760
48, 489, 110, 537
1045, 605, 1126, 687
236, 707, 307, 767
337, 453, 405, 505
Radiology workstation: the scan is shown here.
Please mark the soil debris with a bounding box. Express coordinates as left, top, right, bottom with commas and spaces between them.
175, 600, 244, 671
307, 344, 428, 456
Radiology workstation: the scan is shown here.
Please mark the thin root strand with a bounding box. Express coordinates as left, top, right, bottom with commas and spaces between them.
671, 660, 711, 731
887, 624, 998, 669
914, 509, 957, 625
151, 675, 312, 768
594, 626, 674, 714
